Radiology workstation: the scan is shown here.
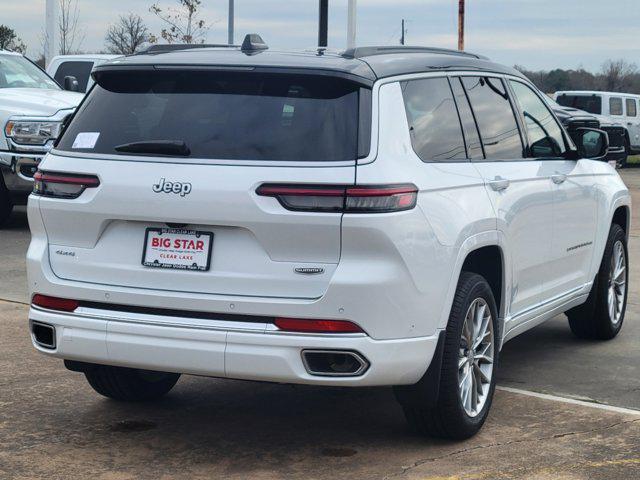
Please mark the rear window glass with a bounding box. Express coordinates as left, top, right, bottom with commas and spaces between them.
610, 97, 623, 116
626, 98, 637, 117
461, 76, 523, 160
556, 94, 602, 115
57, 71, 364, 162
401, 77, 467, 162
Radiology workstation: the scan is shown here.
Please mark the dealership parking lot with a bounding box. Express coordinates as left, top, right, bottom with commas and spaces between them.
1, 170, 640, 479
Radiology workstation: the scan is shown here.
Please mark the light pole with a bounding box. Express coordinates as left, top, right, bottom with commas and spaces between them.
45, 0, 57, 66
347, 0, 357, 49
318, 0, 329, 47
228, 0, 235, 45
458, 0, 465, 51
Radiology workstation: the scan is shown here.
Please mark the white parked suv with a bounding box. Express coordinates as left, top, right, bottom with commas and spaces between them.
0, 50, 83, 226
27, 38, 631, 439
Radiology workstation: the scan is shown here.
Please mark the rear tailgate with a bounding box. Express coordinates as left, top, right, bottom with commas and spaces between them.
37, 67, 368, 299
39, 155, 353, 299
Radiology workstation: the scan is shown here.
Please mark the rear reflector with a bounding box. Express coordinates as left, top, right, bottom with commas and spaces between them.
275, 317, 364, 333
256, 183, 418, 213
32, 294, 79, 312
33, 171, 100, 199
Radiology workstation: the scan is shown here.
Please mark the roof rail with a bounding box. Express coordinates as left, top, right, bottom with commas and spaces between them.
138, 43, 239, 55
342, 46, 487, 60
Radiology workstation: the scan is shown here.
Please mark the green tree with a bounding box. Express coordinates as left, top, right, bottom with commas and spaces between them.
0, 25, 27, 53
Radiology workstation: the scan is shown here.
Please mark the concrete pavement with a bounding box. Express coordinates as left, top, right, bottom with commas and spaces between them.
1, 170, 640, 479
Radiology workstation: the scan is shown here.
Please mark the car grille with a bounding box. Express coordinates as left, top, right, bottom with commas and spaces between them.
602, 126, 626, 149
564, 119, 600, 130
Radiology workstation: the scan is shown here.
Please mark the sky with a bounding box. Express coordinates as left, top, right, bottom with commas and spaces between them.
3, 0, 640, 72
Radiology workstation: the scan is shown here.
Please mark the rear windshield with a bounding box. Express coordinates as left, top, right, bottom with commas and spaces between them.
555, 94, 602, 115
57, 70, 366, 162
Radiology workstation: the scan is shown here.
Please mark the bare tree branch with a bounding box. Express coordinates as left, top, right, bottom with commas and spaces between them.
149, 0, 209, 44
58, 0, 85, 55
105, 13, 149, 54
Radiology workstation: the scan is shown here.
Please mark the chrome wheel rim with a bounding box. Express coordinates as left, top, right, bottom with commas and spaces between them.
608, 240, 627, 326
458, 298, 495, 418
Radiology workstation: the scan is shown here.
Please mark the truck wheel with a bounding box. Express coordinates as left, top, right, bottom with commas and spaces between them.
400, 272, 499, 440
567, 224, 628, 340
0, 181, 13, 227
84, 365, 180, 401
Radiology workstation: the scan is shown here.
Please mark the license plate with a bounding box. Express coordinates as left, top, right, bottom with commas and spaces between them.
142, 228, 213, 271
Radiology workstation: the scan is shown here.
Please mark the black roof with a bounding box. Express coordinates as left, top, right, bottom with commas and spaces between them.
94, 45, 525, 86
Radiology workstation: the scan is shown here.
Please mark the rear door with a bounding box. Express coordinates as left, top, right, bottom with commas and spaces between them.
455, 76, 555, 316
39, 69, 367, 299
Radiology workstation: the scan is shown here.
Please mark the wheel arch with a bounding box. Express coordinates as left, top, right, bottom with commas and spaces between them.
612, 205, 630, 238
439, 231, 509, 340
460, 246, 504, 323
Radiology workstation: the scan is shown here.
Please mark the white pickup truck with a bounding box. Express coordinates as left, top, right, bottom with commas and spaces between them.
0, 50, 83, 226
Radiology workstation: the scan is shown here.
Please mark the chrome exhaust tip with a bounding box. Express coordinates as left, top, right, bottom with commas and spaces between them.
301, 350, 369, 377
30, 320, 56, 349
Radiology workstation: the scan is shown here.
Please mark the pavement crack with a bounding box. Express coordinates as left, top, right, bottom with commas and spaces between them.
0, 298, 28, 306
386, 418, 640, 479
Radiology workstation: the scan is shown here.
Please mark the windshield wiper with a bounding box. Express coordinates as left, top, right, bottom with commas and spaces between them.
114, 140, 190, 156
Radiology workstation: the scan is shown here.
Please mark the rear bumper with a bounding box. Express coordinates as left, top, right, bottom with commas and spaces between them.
28, 305, 439, 386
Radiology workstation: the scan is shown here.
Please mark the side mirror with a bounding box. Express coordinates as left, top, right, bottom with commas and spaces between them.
63, 75, 79, 92
573, 128, 609, 160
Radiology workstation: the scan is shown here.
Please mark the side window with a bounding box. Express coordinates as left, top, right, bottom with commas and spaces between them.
401, 77, 467, 162
461, 76, 524, 160
626, 98, 637, 117
509, 81, 567, 158
610, 97, 623, 116
450, 78, 484, 159
53, 61, 94, 92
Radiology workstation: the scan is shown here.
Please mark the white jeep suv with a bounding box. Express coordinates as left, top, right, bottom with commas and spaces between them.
27, 39, 631, 439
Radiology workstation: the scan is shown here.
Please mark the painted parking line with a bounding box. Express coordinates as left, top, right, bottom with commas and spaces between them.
498, 386, 640, 416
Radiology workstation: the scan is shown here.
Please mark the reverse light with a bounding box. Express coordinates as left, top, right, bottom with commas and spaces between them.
274, 317, 364, 334
4, 120, 63, 146
256, 183, 418, 213
32, 294, 79, 312
33, 171, 100, 199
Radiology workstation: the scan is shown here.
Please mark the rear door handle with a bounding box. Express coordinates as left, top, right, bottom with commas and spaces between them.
551, 174, 567, 184
488, 177, 510, 191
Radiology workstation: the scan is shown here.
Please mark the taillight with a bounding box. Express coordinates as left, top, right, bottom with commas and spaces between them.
275, 317, 364, 333
32, 294, 79, 312
33, 171, 100, 199
256, 183, 418, 213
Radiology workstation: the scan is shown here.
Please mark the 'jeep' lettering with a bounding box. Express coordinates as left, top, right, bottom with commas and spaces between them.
152, 178, 192, 197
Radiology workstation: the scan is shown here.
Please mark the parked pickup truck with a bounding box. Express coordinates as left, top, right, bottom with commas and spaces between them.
555, 91, 635, 167
545, 96, 627, 166
0, 50, 83, 226
46, 54, 120, 93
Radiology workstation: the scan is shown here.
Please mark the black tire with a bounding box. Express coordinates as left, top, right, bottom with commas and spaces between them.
567, 223, 628, 340
400, 272, 500, 440
617, 153, 628, 169
84, 365, 180, 401
0, 179, 13, 228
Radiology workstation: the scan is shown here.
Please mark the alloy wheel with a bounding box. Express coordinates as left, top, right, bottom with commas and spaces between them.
458, 298, 495, 417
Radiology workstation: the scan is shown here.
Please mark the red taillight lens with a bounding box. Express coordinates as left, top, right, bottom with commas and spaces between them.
33, 171, 100, 199
32, 294, 79, 312
274, 317, 364, 333
256, 183, 418, 213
